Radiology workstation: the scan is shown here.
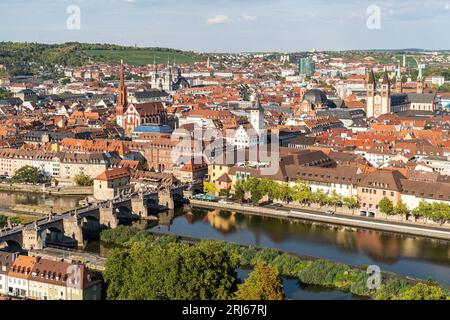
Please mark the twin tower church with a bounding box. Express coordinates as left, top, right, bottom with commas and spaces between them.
365, 67, 434, 119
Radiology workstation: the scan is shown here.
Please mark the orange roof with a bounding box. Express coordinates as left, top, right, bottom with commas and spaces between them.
95, 168, 130, 181
8, 256, 37, 280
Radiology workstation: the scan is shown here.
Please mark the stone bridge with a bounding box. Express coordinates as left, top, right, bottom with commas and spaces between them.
0, 187, 186, 250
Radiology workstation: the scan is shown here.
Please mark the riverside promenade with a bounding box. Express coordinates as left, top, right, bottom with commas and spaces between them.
190, 199, 450, 241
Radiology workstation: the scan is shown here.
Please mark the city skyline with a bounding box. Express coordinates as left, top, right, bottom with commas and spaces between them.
1, 0, 450, 52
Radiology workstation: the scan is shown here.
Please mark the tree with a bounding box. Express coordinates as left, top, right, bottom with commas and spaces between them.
0, 215, 7, 228
74, 173, 94, 186
412, 200, 430, 221
235, 262, 286, 300
394, 200, 409, 220
412, 200, 450, 225
329, 191, 342, 211
393, 283, 448, 300
291, 181, 312, 204
104, 240, 238, 300
233, 181, 245, 202
311, 190, 328, 206
103, 248, 131, 299
379, 197, 394, 217
343, 196, 359, 215
13, 166, 46, 184
203, 182, 217, 195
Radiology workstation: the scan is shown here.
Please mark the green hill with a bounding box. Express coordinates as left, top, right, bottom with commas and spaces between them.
84, 48, 204, 66
0, 42, 205, 76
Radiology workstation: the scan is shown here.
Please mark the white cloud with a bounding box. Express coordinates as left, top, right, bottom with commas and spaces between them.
206, 14, 232, 25
241, 14, 257, 21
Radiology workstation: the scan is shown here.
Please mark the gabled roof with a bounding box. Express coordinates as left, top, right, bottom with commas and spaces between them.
95, 167, 130, 181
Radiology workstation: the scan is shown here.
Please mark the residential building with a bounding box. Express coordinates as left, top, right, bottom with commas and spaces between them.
93, 168, 132, 201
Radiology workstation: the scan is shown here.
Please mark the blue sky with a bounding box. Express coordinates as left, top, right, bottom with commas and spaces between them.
0, 0, 449, 52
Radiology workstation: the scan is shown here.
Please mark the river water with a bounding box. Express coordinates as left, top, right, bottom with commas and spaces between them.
149, 207, 450, 286
0, 191, 85, 211
1, 191, 449, 297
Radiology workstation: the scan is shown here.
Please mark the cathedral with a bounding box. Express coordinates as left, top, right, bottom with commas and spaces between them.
150, 63, 190, 93
365, 68, 433, 118
116, 61, 168, 135
365, 70, 391, 118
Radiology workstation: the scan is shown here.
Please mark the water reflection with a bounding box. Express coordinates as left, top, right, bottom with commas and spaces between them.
150, 207, 450, 285
0, 191, 85, 210
236, 269, 366, 300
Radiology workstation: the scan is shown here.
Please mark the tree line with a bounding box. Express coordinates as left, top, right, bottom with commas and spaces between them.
232, 177, 359, 211
379, 197, 450, 224
101, 227, 450, 300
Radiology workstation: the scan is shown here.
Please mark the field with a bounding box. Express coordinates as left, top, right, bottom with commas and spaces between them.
84, 49, 205, 66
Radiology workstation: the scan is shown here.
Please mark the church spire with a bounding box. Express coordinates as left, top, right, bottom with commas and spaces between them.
366, 69, 376, 87
396, 64, 403, 93
117, 60, 128, 123
417, 66, 424, 94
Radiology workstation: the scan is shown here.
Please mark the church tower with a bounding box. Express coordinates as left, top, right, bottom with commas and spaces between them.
380, 71, 391, 115
249, 95, 265, 145
395, 64, 403, 93
366, 69, 376, 118
417, 66, 424, 94
116, 60, 128, 128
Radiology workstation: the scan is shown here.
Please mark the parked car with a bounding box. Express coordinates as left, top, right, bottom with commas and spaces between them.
325, 210, 335, 215
367, 211, 376, 218
272, 203, 284, 207
359, 210, 368, 217
218, 199, 229, 204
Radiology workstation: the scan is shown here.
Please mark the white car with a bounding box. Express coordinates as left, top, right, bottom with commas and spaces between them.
218, 200, 229, 204
325, 210, 335, 215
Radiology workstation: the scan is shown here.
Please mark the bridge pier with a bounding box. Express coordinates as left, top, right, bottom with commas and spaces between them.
22, 225, 44, 250
131, 196, 149, 218
159, 191, 175, 210
63, 215, 84, 248
99, 204, 119, 229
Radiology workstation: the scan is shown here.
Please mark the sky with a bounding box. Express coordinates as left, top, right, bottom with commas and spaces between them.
0, 0, 449, 52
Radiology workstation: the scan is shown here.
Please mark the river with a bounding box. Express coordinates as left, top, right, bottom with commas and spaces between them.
148, 207, 450, 285
0, 191, 85, 211
1, 191, 449, 290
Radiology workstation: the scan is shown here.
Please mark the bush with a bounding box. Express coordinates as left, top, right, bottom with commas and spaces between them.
238, 246, 259, 266
13, 166, 47, 184
299, 260, 352, 289
349, 271, 373, 297
393, 283, 449, 300
374, 278, 410, 300
74, 173, 94, 186
270, 253, 306, 277
251, 248, 279, 265
100, 226, 142, 245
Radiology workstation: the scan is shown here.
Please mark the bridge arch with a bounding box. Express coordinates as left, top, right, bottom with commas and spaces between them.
0, 239, 22, 251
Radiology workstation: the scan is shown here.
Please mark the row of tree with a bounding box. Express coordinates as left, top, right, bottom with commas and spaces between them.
10, 166, 47, 184
4, 166, 94, 186
102, 228, 450, 300
379, 197, 450, 224
233, 178, 359, 210
103, 238, 285, 300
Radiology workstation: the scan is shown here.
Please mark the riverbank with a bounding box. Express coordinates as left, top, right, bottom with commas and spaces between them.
190, 200, 450, 241
0, 182, 93, 196
98, 227, 450, 299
